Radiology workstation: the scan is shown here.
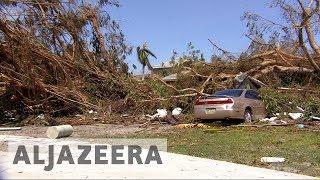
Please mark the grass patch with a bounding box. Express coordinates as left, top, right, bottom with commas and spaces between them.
107, 126, 320, 177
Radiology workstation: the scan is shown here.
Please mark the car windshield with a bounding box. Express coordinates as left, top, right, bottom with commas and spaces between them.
213, 89, 243, 97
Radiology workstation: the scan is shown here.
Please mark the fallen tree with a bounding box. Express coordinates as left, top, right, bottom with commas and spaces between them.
0, 0, 132, 120
0, 0, 320, 125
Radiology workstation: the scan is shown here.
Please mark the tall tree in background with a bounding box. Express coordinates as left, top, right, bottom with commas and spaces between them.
137, 43, 157, 80
243, 0, 320, 73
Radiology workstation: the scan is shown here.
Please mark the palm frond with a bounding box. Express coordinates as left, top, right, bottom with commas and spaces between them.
143, 49, 157, 59
137, 46, 146, 66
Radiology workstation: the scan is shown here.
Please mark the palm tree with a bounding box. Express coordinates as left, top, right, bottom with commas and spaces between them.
137, 43, 157, 80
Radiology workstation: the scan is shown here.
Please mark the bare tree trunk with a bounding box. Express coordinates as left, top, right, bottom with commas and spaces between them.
297, 0, 320, 73
142, 66, 145, 80
303, 0, 320, 55
298, 24, 320, 73
85, 9, 115, 73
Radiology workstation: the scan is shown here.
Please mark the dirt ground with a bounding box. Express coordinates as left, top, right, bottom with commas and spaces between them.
0, 123, 174, 139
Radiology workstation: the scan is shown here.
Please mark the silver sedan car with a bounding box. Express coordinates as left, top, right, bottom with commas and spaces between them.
194, 89, 266, 122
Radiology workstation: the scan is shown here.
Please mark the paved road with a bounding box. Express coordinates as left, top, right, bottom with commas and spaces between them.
0, 135, 314, 179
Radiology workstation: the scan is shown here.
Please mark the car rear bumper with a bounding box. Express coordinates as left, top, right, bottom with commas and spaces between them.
194, 107, 240, 120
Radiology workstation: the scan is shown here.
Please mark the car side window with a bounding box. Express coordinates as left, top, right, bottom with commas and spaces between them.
245, 90, 259, 100
245, 91, 252, 99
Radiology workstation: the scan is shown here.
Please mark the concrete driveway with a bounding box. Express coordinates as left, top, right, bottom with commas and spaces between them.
0, 135, 315, 179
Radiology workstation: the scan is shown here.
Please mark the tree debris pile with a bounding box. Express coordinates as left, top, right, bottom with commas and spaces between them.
139, 47, 320, 116
0, 0, 320, 126
0, 0, 132, 122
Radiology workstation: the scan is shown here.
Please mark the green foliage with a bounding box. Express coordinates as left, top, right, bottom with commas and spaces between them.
259, 88, 296, 114
147, 79, 170, 97
304, 98, 320, 117
259, 87, 320, 117
169, 42, 203, 66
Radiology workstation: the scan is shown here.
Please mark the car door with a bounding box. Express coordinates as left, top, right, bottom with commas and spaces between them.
244, 90, 262, 119
254, 92, 267, 119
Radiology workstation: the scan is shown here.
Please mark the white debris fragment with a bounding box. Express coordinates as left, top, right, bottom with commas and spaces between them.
296, 124, 305, 129
269, 117, 278, 121
172, 107, 182, 116
310, 116, 320, 120
156, 109, 167, 118
260, 117, 277, 122
288, 113, 303, 120
280, 120, 287, 124
296, 106, 305, 112
0, 127, 21, 131
144, 114, 153, 119
145, 109, 168, 120
88, 110, 94, 114
122, 114, 129, 117
275, 112, 287, 116
261, 157, 285, 163
37, 114, 45, 120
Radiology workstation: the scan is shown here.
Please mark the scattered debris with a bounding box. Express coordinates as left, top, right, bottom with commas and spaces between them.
156, 109, 168, 118
93, 117, 99, 121
234, 123, 292, 128
175, 123, 210, 129
0, 1, 319, 130
121, 114, 129, 118
46, 125, 73, 139
37, 114, 45, 120
234, 72, 266, 90
296, 106, 305, 113
310, 116, 320, 121
175, 123, 196, 129
288, 113, 304, 120
0, 127, 21, 131
164, 114, 178, 125
296, 124, 305, 129
139, 109, 169, 127
260, 117, 277, 122
172, 107, 183, 116
261, 157, 285, 163
276, 112, 288, 116
280, 120, 288, 124
234, 124, 261, 128
260, 157, 286, 171
144, 109, 167, 120
196, 123, 211, 128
